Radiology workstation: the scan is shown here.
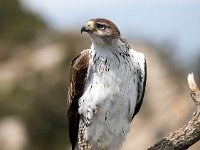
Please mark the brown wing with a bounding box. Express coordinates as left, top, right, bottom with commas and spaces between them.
67, 50, 90, 149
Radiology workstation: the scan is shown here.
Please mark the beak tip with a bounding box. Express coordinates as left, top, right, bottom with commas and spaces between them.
81, 26, 86, 34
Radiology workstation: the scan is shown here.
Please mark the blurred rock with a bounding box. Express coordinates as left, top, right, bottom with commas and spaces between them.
0, 117, 28, 150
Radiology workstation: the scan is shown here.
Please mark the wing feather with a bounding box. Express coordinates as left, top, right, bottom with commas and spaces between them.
67, 49, 90, 149
132, 55, 147, 120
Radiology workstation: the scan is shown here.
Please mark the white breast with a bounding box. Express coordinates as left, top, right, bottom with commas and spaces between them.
78, 47, 139, 150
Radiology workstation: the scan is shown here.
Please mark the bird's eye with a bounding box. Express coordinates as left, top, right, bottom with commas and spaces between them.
97, 24, 106, 30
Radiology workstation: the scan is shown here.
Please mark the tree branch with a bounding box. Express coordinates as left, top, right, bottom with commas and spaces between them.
148, 73, 200, 150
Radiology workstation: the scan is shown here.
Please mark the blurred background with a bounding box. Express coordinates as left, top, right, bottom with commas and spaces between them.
0, 0, 200, 149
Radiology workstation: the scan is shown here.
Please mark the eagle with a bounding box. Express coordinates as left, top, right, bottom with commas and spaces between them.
67, 18, 146, 150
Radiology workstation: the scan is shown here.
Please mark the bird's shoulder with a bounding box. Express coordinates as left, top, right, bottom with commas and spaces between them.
129, 49, 147, 119
70, 49, 90, 72
67, 49, 90, 109
129, 49, 146, 67
67, 49, 90, 149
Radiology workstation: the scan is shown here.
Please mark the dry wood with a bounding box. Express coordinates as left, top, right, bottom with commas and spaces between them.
148, 73, 200, 150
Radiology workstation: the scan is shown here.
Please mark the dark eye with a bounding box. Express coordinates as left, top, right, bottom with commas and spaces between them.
97, 24, 106, 30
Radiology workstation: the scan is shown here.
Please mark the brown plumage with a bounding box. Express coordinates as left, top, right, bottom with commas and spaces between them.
68, 50, 90, 149
90, 18, 121, 38
67, 18, 122, 150
67, 18, 146, 150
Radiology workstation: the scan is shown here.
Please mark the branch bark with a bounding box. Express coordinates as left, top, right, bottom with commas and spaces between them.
148, 73, 200, 150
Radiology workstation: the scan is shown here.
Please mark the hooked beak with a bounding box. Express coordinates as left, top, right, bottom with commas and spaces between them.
81, 20, 95, 34
81, 26, 86, 34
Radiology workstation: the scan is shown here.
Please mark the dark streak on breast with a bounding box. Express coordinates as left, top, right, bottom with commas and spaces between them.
113, 53, 120, 63
105, 116, 107, 121
105, 58, 107, 65
94, 56, 100, 64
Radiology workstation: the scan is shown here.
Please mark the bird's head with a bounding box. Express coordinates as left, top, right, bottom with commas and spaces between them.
81, 18, 121, 45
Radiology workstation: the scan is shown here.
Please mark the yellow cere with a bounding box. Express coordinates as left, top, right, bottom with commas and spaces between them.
87, 20, 94, 29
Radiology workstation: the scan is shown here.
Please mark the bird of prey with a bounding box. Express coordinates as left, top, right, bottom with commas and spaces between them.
67, 18, 146, 150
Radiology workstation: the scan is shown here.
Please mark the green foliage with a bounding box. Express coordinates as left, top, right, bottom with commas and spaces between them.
0, 68, 70, 150
0, 32, 89, 150
0, 0, 46, 44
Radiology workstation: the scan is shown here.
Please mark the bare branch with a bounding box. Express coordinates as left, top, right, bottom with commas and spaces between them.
148, 73, 200, 150
188, 73, 200, 110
